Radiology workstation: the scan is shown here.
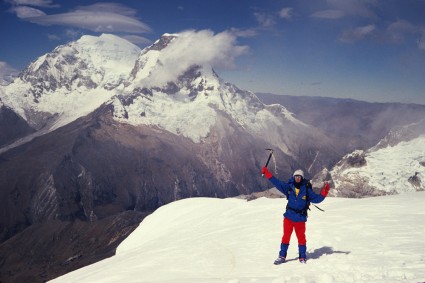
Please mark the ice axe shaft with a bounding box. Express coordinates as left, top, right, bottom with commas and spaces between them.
264, 149, 273, 167
262, 149, 274, 176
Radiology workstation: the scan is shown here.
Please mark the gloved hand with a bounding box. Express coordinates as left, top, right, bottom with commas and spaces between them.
320, 181, 330, 197
261, 167, 273, 179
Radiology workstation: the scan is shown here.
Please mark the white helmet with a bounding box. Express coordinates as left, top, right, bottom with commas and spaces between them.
293, 169, 304, 178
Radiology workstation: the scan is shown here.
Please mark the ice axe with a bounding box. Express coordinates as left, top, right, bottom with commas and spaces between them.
262, 148, 274, 176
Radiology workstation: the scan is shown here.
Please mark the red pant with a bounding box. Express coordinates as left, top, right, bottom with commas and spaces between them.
281, 217, 306, 245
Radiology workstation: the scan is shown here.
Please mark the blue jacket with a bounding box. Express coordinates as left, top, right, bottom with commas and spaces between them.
269, 176, 325, 222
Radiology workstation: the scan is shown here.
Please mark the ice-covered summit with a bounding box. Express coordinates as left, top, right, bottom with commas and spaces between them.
19, 33, 141, 95
0, 31, 324, 158
1, 34, 141, 130
113, 31, 310, 147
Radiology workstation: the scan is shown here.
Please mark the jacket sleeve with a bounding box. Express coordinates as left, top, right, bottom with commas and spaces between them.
308, 188, 325, 204
269, 176, 291, 196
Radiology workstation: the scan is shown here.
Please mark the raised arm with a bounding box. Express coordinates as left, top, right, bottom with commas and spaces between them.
261, 167, 291, 196
308, 181, 330, 204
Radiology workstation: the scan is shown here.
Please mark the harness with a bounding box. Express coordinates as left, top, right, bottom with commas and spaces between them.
286, 205, 309, 217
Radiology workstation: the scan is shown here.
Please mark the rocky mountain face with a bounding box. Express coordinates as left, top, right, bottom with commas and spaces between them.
257, 93, 425, 153
0, 105, 34, 147
257, 93, 425, 197
0, 34, 341, 282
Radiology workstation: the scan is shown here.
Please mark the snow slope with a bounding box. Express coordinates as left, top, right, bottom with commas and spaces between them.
50, 192, 425, 283
331, 135, 425, 195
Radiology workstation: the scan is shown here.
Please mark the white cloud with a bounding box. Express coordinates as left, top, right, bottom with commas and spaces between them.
65, 29, 83, 39
229, 28, 258, 38
388, 19, 417, 32
418, 33, 425, 51
74, 2, 137, 17
386, 20, 416, 43
47, 33, 60, 40
279, 8, 294, 20
386, 20, 425, 52
9, 2, 151, 34
12, 5, 46, 18
147, 29, 249, 87
326, 0, 378, 19
121, 35, 152, 46
6, 0, 57, 8
337, 19, 425, 52
311, 9, 345, 19
254, 11, 276, 28
340, 24, 376, 43
27, 11, 150, 34
0, 61, 19, 85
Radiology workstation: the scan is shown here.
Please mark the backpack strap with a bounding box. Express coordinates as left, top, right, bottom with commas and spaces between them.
306, 179, 325, 212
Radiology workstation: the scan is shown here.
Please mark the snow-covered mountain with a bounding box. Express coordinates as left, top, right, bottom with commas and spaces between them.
328, 119, 425, 197
1, 33, 332, 161
49, 192, 425, 283
114, 37, 315, 152
1, 34, 140, 130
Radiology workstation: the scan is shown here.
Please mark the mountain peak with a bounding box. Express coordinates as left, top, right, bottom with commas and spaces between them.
146, 33, 178, 52
2, 33, 140, 129
20, 33, 141, 87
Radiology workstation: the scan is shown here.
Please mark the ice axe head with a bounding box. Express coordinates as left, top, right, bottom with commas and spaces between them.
262, 149, 274, 176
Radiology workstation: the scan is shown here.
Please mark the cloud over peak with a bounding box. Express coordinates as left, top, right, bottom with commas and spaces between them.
146, 29, 249, 87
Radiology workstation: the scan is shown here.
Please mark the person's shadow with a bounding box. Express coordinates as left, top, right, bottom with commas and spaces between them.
308, 246, 350, 259
285, 246, 350, 262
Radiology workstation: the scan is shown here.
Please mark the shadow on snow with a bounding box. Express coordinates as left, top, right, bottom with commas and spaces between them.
308, 246, 350, 260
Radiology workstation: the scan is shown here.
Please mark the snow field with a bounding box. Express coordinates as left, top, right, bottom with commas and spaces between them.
50, 192, 425, 283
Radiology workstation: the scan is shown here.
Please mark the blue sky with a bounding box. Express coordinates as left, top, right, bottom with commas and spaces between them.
1, 0, 425, 104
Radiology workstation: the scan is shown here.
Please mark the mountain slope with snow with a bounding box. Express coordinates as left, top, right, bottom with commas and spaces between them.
50, 192, 425, 283
330, 136, 425, 196
1, 34, 140, 130
328, 119, 425, 197
111, 32, 326, 158
1, 32, 337, 173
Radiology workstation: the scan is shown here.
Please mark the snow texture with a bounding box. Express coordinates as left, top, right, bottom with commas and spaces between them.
332, 135, 425, 193
50, 192, 425, 283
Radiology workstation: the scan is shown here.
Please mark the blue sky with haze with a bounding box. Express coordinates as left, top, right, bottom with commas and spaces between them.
1, 0, 425, 104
